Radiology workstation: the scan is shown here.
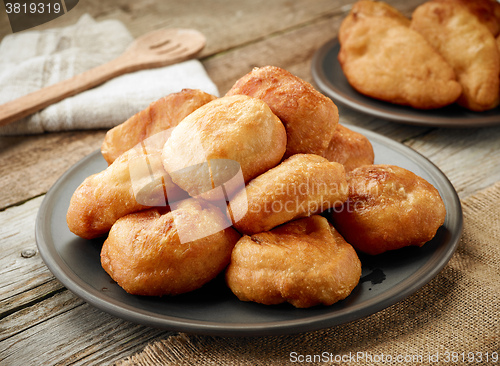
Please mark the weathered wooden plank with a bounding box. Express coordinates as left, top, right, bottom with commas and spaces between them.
0, 279, 64, 319
0, 196, 64, 317
406, 126, 500, 199
0, 0, 422, 46
0, 191, 169, 366
0, 289, 81, 342
200, 0, 422, 92
1, 0, 419, 56
0, 1, 492, 365
0, 291, 170, 366
0, 131, 105, 210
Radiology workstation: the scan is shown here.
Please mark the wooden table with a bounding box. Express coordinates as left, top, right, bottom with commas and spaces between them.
1, 0, 499, 364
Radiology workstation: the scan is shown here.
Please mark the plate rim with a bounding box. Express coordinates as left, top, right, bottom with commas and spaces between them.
311, 38, 500, 128
35, 126, 463, 336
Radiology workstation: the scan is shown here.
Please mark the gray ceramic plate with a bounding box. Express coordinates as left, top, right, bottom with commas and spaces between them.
312, 39, 500, 128
35, 125, 462, 336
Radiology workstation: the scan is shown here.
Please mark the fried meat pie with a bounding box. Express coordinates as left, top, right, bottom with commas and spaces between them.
161, 95, 287, 199
226, 215, 361, 308
67, 132, 185, 239
321, 124, 374, 172
230, 154, 348, 235
102, 89, 216, 165
411, 0, 500, 111
329, 165, 446, 256
101, 199, 240, 296
338, 3, 462, 109
226, 66, 339, 158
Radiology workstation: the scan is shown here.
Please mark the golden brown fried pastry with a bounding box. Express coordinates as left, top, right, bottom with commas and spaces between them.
411, 1, 500, 111
497, 35, 500, 97
338, 14, 462, 109
101, 89, 217, 165
322, 124, 374, 172
329, 165, 446, 256
226, 215, 361, 308
67, 131, 185, 239
230, 154, 348, 235
225, 66, 338, 158
432, 0, 500, 37
161, 95, 286, 199
101, 199, 240, 296
339, 0, 410, 44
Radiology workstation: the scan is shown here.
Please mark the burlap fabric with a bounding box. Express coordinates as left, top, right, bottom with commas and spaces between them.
116, 182, 500, 366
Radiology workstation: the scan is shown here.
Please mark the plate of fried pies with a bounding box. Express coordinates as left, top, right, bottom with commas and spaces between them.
312, 0, 500, 128
36, 66, 462, 336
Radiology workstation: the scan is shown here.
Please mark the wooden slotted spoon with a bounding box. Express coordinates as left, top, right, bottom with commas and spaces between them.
0, 28, 206, 127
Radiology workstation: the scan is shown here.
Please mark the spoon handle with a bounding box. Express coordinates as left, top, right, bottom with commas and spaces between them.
0, 54, 136, 128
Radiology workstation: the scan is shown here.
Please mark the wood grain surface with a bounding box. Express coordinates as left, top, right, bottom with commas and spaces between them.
1, 0, 497, 365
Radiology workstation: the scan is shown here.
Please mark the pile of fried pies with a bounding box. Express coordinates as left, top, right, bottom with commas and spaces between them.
339, 0, 500, 111
67, 65, 446, 308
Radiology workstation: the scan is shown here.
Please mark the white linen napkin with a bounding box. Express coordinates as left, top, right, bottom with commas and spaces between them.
0, 14, 219, 135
